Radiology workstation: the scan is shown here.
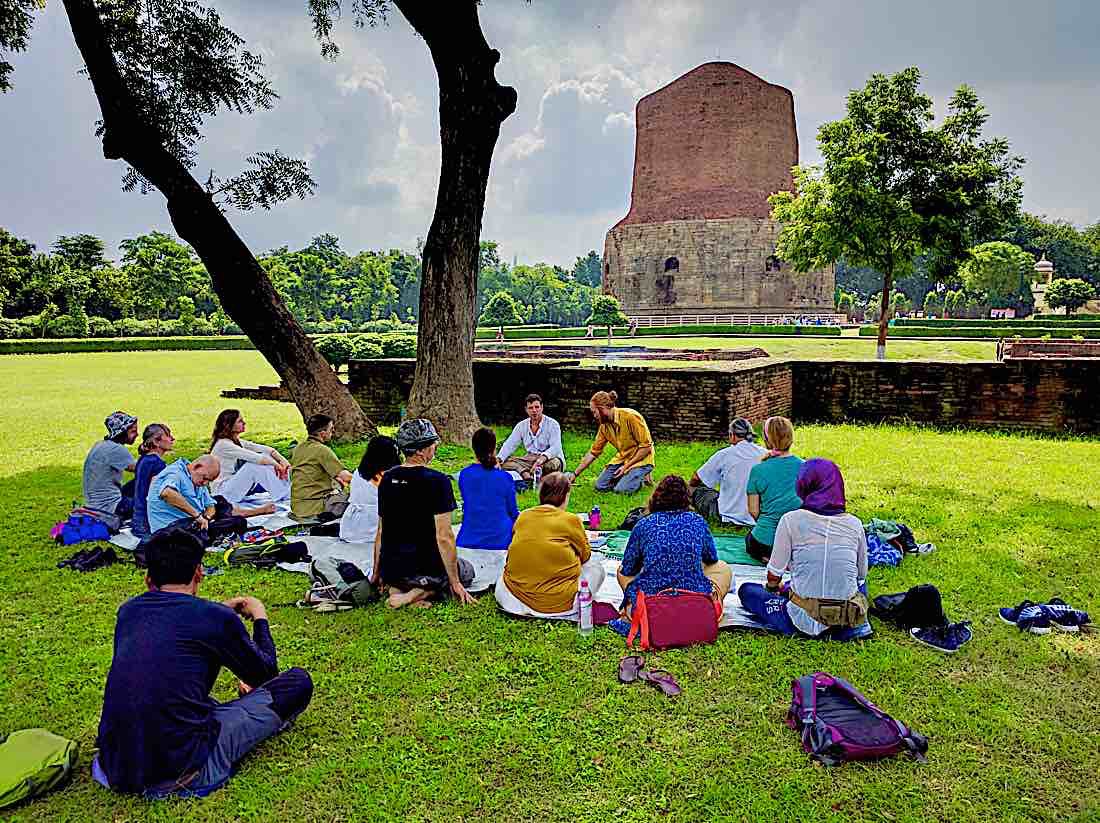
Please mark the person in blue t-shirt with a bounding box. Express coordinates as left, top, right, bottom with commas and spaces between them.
145, 455, 274, 539
131, 423, 175, 540
456, 427, 519, 552
93, 528, 312, 798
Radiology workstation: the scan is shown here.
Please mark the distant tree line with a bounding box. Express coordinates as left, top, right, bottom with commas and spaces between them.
0, 226, 604, 338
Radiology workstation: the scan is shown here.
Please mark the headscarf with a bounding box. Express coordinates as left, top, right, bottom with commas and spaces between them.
796, 458, 846, 516
104, 411, 138, 440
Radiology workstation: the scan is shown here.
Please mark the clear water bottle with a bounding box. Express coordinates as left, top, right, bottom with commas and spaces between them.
589, 505, 601, 530
577, 579, 594, 637
533, 464, 542, 489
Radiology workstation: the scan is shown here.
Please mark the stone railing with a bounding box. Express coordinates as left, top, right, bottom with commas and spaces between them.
628, 313, 845, 326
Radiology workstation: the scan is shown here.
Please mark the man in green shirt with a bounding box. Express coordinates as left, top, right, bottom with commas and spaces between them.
290, 415, 353, 520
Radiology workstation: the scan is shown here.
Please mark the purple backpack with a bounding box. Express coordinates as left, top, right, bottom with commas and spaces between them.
786, 672, 928, 766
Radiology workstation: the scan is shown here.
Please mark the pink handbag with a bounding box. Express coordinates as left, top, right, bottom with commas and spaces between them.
627, 588, 722, 650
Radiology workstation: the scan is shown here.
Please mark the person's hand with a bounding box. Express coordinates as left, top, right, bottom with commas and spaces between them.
451, 581, 476, 605
564, 471, 576, 483
223, 596, 268, 622
274, 462, 290, 481
194, 514, 209, 531
238, 680, 254, 697
257, 502, 276, 515
612, 464, 627, 479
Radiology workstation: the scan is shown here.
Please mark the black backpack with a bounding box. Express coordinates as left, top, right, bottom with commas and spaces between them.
870, 584, 946, 629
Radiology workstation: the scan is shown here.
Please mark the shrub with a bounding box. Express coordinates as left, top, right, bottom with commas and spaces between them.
45, 314, 89, 339
315, 334, 356, 371
87, 316, 117, 338
380, 332, 418, 358
190, 317, 215, 336
351, 334, 384, 360
0, 336, 256, 355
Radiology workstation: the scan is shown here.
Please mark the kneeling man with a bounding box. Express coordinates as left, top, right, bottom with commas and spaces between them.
570, 390, 654, 495
93, 528, 313, 798
496, 393, 566, 481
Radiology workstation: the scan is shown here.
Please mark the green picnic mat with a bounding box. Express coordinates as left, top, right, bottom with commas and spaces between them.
597, 530, 762, 566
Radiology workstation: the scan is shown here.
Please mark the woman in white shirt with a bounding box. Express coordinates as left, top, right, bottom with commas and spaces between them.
209, 408, 292, 503
339, 436, 401, 579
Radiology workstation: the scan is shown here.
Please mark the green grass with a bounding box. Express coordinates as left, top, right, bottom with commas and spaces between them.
2, 351, 1099, 822
503, 335, 997, 362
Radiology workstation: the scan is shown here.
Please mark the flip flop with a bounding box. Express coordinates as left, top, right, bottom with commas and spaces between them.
639, 669, 682, 697
618, 655, 645, 684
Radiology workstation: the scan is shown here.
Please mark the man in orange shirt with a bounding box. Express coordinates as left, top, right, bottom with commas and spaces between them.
569, 390, 655, 495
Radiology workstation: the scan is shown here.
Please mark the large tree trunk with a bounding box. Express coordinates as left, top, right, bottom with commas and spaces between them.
395, 1, 517, 443
60, 0, 374, 441
876, 264, 894, 360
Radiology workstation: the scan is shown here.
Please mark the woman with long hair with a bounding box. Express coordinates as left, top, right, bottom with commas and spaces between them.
456, 427, 519, 554
340, 435, 401, 576
131, 423, 174, 540
208, 408, 292, 504
616, 474, 731, 614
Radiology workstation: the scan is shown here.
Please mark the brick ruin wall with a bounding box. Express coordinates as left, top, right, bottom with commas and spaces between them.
603, 218, 834, 315
336, 358, 1099, 436
347, 359, 793, 443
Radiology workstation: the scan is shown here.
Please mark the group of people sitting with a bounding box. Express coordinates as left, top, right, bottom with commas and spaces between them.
87, 390, 870, 799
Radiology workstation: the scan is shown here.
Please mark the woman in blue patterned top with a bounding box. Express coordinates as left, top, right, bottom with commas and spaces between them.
616, 475, 732, 613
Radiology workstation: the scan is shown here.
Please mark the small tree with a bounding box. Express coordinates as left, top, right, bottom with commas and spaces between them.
587, 294, 628, 345
480, 290, 523, 334
924, 290, 942, 316
769, 67, 1023, 359
1046, 278, 1097, 315
959, 241, 1034, 302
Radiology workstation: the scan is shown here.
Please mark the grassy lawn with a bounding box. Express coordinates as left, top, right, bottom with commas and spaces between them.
1, 350, 1098, 822
493, 335, 997, 362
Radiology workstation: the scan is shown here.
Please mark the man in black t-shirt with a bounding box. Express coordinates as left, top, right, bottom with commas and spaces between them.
375, 418, 476, 609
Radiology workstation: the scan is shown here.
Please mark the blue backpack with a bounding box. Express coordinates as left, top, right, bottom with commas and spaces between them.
787, 672, 928, 766
56, 514, 110, 546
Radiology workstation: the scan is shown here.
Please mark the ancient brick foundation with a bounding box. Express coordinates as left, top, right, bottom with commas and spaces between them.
1001, 338, 1100, 359
604, 218, 834, 315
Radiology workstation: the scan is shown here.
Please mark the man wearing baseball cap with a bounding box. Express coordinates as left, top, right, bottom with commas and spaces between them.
688, 417, 765, 526
373, 419, 475, 608
82, 411, 140, 519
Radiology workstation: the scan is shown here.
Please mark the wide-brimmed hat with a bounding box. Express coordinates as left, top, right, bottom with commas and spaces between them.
104, 411, 138, 440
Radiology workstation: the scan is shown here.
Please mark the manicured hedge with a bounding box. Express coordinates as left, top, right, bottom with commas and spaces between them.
1032, 314, 1100, 321
0, 336, 258, 355
474, 324, 841, 340
858, 325, 1100, 339
894, 318, 1100, 329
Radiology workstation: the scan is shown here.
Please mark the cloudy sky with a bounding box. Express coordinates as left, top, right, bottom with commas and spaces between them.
2, 0, 1098, 267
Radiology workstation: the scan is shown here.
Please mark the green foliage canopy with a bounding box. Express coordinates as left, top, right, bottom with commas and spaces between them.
1046, 278, 1097, 315
959, 241, 1035, 300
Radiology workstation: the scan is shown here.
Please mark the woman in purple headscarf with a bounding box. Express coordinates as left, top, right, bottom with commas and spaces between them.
737, 458, 870, 638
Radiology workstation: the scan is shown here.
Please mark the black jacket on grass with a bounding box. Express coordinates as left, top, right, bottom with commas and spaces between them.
96, 590, 278, 793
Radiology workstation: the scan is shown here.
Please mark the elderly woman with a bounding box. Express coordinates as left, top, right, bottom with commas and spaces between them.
616, 475, 731, 613
737, 458, 869, 637
744, 416, 804, 563
496, 472, 606, 620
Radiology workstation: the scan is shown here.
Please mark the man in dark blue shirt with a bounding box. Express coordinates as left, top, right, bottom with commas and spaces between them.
93, 528, 313, 798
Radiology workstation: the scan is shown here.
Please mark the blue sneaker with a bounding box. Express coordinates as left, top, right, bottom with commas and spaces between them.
1015, 604, 1051, 635
910, 621, 973, 653
1043, 599, 1091, 633
999, 600, 1037, 626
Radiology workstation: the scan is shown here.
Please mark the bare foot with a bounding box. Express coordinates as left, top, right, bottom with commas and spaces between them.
411, 600, 432, 609
387, 588, 427, 609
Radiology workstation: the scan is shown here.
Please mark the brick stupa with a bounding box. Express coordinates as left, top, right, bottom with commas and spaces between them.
603, 62, 834, 316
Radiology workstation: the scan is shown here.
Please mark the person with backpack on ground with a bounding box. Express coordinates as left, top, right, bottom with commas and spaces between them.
375, 419, 475, 609
92, 528, 313, 798
737, 458, 869, 637
289, 414, 353, 520
82, 411, 139, 520
131, 423, 174, 541
209, 409, 292, 504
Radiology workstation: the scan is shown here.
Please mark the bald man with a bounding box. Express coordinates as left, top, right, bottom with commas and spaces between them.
146, 455, 274, 537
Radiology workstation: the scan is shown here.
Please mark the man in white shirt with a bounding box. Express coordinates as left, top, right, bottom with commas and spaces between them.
688, 417, 766, 525
496, 394, 566, 482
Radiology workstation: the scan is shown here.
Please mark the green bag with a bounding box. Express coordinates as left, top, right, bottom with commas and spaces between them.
0, 729, 78, 809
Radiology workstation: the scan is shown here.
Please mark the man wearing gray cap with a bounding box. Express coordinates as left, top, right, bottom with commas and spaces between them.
688, 417, 766, 526
83, 411, 140, 519
374, 419, 475, 609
